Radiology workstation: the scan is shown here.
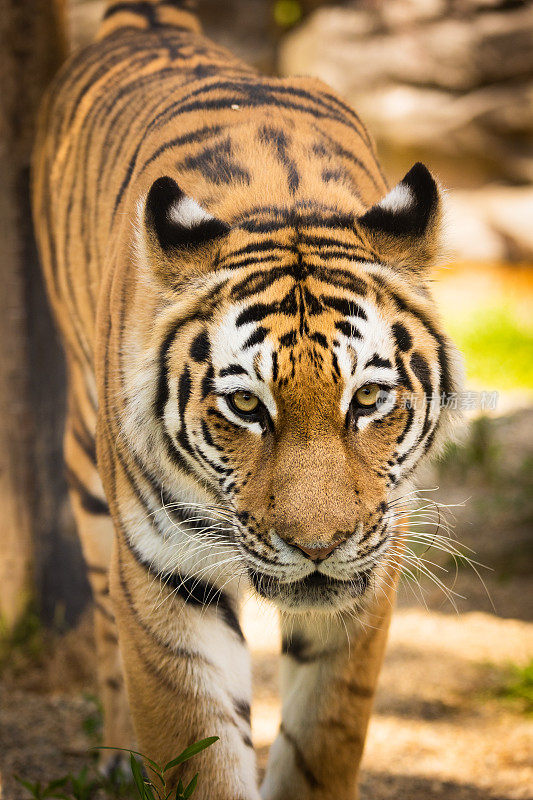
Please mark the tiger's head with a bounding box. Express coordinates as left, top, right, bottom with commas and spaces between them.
127, 163, 462, 612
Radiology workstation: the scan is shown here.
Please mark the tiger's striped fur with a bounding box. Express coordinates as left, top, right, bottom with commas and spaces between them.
32, 1, 462, 797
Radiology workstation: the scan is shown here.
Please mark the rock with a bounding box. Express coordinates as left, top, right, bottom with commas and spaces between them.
281, 7, 533, 92
444, 187, 533, 262
379, 0, 447, 28
279, 2, 533, 187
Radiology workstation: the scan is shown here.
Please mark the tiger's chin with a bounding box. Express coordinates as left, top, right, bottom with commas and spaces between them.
249, 568, 373, 612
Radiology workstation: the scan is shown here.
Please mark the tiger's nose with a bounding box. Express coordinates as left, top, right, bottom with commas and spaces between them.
295, 541, 342, 561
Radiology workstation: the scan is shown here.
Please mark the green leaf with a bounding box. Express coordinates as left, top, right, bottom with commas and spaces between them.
183, 773, 198, 799
163, 737, 219, 772
14, 777, 41, 798
141, 781, 158, 800
130, 753, 147, 798
46, 779, 69, 792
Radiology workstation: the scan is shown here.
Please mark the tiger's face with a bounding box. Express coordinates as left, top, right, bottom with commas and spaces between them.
135, 166, 461, 612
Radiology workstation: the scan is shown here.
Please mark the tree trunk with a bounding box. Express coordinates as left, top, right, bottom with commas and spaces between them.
0, 0, 90, 631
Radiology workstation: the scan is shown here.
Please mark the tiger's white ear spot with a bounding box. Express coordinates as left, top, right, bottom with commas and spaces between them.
168, 196, 213, 228
379, 183, 415, 214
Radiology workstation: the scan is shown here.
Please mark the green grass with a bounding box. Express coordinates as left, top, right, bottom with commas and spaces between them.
437, 415, 501, 481
0, 603, 45, 675
81, 694, 103, 744
447, 306, 533, 391
491, 660, 533, 715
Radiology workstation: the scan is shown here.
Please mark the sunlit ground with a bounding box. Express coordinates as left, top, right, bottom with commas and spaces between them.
242, 599, 533, 797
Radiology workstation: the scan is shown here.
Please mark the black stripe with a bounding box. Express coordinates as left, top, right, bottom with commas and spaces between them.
221, 254, 281, 274
236, 211, 358, 235
282, 633, 319, 663
365, 354, 392, 369
148, 78, 372, 145
220, 239, 290, 265
313, 266, 368, 295
243, 326, 268, 348
233, 698, 251, 726
139, 125, 223, 176
93, 599, 115, 622
236, 302, 278, 327
385, 284, 454, 396
409, 351, 432, 396
135, 546, 244, 640
201, 364, 215, 399
66, 468, 109, 515
200, 419, 219, 450
392, 321, 412, 352
344, 680, 375, 700
116, 543, 218, 667
280, 724, 322, 789
395, 404, 415, 449
71, 420, 97, 465
335, 320, 361, 339
86, 563, 108, 575
394, 352, 413, 392
220, 364, 248, 377
259, 126, 300, 194
190, 330, 210, 362
321, 295, 367, 320
271, 351, 279, 382
310, 332, 328, 348
182, 136, 251, 186
103, 1, 156, 22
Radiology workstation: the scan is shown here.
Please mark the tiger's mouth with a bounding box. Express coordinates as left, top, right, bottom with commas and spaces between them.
248, 567, 372, 611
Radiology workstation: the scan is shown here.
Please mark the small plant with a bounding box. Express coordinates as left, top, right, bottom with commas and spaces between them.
15, 737, 219, 800
0, 602, 45, 675
81, 693, 103, 744
437, 415, 501, 482
65, 767, 99, 800
97, 738, 219, 800
14, 777, 69, 800
16, 767, 100, 800
494, 660, 533, 715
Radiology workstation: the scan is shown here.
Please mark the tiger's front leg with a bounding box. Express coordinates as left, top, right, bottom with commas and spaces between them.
261, 569, 398, 800
109, 532, 260, 800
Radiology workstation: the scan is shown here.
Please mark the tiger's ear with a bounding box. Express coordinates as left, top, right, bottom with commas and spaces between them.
357, 163, 442, 273
141, 176, 230, 289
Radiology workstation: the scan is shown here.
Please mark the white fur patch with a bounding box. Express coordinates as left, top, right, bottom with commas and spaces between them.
168, 196, 213, 228
379, 182, 415, 214
210, 304, 278, 432
336, 298, 397, 416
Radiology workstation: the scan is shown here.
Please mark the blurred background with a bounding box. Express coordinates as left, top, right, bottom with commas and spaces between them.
0, 1, 531, 798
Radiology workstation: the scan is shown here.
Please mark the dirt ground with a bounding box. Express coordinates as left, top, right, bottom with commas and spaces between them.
1, 409, 532, 799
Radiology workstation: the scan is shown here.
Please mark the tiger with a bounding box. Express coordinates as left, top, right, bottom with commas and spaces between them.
31, 1, 462, 797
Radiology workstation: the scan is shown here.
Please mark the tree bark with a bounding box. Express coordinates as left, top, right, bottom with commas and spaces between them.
0, 0, 90, 631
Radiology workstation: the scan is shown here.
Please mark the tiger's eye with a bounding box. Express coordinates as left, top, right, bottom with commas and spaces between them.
354, 383, 381, 407
231, 391, 260, 414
